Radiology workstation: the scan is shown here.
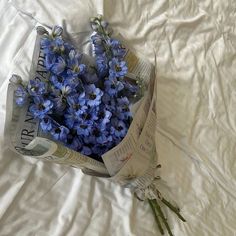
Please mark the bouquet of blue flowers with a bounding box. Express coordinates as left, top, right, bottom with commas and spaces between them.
5, 16, 186, 236
14, 16, 140, 161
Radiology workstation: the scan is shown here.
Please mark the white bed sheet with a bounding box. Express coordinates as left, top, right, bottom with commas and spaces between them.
0, 0, 236, 235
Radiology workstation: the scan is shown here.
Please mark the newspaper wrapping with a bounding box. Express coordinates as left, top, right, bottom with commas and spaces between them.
4, 26, 159, 193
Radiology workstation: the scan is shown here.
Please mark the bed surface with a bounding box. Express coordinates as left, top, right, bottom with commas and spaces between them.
0, 0, 236, 235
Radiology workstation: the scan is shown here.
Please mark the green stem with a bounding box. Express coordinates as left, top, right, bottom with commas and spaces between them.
152, 200, 174, 236
161, 198, 186, 222
148, 199, 164, 235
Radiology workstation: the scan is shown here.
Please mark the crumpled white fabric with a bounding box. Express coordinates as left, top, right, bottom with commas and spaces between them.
0, 0, 236, 235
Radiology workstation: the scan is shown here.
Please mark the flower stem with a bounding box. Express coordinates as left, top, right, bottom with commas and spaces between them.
152, 199, 174, 236
161, 198, 186, 222
148, 199, 164, 235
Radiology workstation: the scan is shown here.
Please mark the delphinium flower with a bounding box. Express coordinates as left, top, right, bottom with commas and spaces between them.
104, 78, 124, 96
67, 92, 87, 115
45, 55, 66, 75
76, 116, 93, 136
51, 125, 70, 142
122, 79, 139, 98
109, 58, 128, 78
97, 106, 112, 130
91, 34, 105, 55
49, 85, 76, 113
85, 84, 103, 106
110, 118, 128, 139
15, 85, 28, 106
81, 146, 92, 156
41, 26, 64, 55
64, 111, 78, 129
67, 135, 83, 151
96, 53, 109, 78
67, 49, 86, 77
29, 97, 53, 119
107, 38, 126, 58
116, 97, 131, 120
27, 79, 47, 96
40, 117, 53, 132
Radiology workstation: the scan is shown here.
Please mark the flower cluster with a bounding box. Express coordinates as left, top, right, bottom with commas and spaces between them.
14, 17, 139, 160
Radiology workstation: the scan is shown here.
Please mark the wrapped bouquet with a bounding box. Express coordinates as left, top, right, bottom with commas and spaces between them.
4, 16, 185, 235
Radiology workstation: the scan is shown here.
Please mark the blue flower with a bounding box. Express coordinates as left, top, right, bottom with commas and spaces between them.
111, 118, 127, 138
81, 146, 92, 156
50, 74, 82, 90
91, 142, 112, 156
67, 49, 86, 77
117, 97, 131, 120
64, 111, 78, 129
41, 37, 52, 54
91, 33, 103, 46
15, 85, 28, 106
52, 84, 76, 98
101, 93, 110, 104
109, 58, 128, 78
117, 96, 130, 106
84, 127, 111, 145
63, 42, 75, 54
53, 38, 65, 52
108, 38, 126, 59
29, 97, 53, 119
51, 125, 69, 141
51, 56, 66, 75
91, 34, 105, 55
96, 130, 113, 144
78, 108, 97, 124
67, 136, 83, 151
101, 93, 116, 111
80, 106, 99, 122
27, 79, 47, 96
40, 117, 53, 132
104, 78, 124, 96
65, 76, 84, 89
45, 54, 55, 70
50, 85, 75, 112
50, 96, 66, 113
91, 144, 109, 156
41, 37, 64, 55
49, 75, 64, 89
76, 120, 93, 136
97, 107, 112, 129
83, 135, 96, 145
68, 92, 86, 106
67, 49, 82, 66
96, 53, 109, 78
123, 80, 139, 97
85, 84, 103, 106
91, 145, 103, 156
67, 92, 87, 115
45, 54, 66, 75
